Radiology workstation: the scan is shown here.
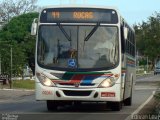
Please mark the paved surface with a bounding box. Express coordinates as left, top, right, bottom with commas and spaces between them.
136, 74, 160, 90
0, 90, 34, 102
0, 75, 159, 120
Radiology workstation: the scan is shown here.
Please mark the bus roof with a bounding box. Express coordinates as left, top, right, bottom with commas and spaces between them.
40, 5, 119, 13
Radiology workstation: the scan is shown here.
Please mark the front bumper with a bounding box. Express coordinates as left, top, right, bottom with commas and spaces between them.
36, 82, 121, 102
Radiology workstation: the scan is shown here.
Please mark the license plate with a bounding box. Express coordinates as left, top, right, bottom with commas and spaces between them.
101, 92, 115, 97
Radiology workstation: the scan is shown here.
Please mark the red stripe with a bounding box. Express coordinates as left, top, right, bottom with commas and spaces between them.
122, 70, 126, 74
69, 75, 84, 83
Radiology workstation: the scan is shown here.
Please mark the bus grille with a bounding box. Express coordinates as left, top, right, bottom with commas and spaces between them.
63, 90, 92, 96
58, 83, 95, 86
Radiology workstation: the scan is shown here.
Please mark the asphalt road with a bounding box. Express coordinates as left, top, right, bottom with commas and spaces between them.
0, 74, 159, 120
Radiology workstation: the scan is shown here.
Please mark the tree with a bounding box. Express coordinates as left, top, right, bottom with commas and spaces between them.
0, 12, 39, 76
135, 12, 160, 68
0, 0, 38, 22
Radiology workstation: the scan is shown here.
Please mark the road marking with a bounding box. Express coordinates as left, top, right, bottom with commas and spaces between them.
125, 91, 156, 120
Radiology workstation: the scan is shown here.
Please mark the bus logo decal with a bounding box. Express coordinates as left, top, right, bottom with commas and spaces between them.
74, 82, 80, 87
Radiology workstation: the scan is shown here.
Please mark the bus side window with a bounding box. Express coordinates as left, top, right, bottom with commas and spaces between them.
121, 26, 125, 53
126, 41, 128, 53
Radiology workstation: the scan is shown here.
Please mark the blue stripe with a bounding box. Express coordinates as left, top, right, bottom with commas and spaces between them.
81, 76, 97, 84
81, 76, 108, 85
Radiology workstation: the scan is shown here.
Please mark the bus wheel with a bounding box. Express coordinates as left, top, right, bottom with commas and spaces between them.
108, 102, 122, 111
124, 96, 132, 106
47, 100, 58, 111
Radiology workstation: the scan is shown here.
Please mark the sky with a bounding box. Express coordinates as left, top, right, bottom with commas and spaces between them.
36, 0, 160, 25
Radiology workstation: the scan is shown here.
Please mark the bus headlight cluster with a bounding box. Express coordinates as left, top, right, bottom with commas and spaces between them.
36, 73, 55, 87
98, 77, 116, 88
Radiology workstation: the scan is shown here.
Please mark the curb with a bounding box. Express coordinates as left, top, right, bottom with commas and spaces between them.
136, 73, 152, 77
0, 88, 35, 92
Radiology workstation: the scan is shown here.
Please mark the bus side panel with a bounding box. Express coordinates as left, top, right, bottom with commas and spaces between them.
124, 56, 136, 100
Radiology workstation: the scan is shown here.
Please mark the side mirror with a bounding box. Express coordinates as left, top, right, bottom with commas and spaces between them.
31, 18, 38, 36
123, 27, 128, 40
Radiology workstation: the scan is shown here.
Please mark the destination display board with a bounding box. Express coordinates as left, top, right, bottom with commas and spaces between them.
40, 8, 118, 23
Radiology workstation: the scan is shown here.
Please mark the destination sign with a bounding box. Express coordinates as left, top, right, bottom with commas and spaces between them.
40, 8, 118, 23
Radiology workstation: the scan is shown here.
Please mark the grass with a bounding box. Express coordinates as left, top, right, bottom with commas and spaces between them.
12, 80, 35, 89
136, 70, 144, 74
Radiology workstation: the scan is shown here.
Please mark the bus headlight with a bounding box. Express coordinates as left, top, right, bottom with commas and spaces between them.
98, 78, 115, 88
36, 73, 55, 87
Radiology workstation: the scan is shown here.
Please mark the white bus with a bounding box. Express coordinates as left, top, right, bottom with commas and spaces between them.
31, 5, 136, 111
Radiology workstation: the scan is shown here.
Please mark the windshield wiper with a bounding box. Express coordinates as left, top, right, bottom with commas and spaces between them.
84, 23, 100, 41
57, 23, 71, 41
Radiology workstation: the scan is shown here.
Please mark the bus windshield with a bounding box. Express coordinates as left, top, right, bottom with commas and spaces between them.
37, 25, 119, 70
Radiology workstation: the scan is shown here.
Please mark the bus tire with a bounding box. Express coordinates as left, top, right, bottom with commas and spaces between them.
124, 97, 132, 106
47, 100, 58, 111
109, 102, 122, 111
